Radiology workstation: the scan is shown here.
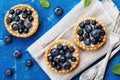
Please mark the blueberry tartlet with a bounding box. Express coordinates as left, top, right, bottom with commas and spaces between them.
4, 4, 39, 38
73, 17, 107, 50
45, 39, 80, 73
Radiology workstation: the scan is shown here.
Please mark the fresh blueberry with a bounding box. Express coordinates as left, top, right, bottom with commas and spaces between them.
27, 10, 32, 15
56, 65, 61, 70
79, 36, 84, 41
28, 16, 34, 22
63, 45, 68, 51
91, 29, 100, 39
60, 56, 66, 63
77, 29, 84, 36
25, 59, 33, 67
50, 48, 59, 56
22, 8, 27, 13
24, 28, 29, 33
19, 19, 24, 25
22, 13, 28, 18
100, 30, 105, 36
94, 25, 102, 29
51, 61, 57, 67
9, 9, 14, 14
91, 38, 98, 45
62, 61, 71, 70
11, 14, 17, 20
84, 38, 91, 45
54, 6, 63, 16
14, 16, 20, 22
91, 20, 96, 25
11, 23, 19, 31
16, 9, 22, 15
57, 44, 63, 50
65, 52, 72, 59
59, 50, 64, 55
85, 25, 93, 33
25, 22, 32, 28
85, 20, 90, 25
3, 35, 12, 44
6, 17, 12, 23
71, 57, 76, 62
18, 28, 23, 34
55, 58, 61, 63
68, 46, 74, 52
48, 55, 53, 61
98, 37, 103, 42
13, 50, 22, 58
5, 69, 13, 77
79, 22, 85, 28
21, 25, 25, 29
84, 33, 90, 38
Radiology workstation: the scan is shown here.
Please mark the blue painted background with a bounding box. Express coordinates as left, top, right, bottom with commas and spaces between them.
0, 0, 120, 80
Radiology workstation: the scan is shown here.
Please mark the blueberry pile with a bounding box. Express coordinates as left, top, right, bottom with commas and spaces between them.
77, 19, 105, 45
6, 8, 34, 34
48, 44, 76, 71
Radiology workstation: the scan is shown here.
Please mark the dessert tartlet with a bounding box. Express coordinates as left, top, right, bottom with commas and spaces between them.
73, 17, 107, 50
4, 4, 39, 38
45, 39, 80, 73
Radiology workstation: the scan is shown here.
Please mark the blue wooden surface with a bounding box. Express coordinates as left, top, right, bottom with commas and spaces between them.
0, 0, 120, 80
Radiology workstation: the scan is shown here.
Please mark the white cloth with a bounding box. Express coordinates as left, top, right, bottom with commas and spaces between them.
27, 0, 119, 80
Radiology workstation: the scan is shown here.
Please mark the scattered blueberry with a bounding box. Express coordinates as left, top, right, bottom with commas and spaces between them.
5, 69, 13, 77
6, 17, 12, 23
18, 28, 23, 34
22, 8, 27, 13
79, 36, 84, 41
57, 44, 63, 50
77, 29, 84, 36
22, 13, 28, 18
14, 16, 20, 22
28, 16, 34, 22
62, 61, 71, 70
85, 25, 93, 33
65, 52, 72, 59
13, 50, 22, 58
85, 20, 90, 25
100, 30, 105, 36
63, 45, 68, 51
25, 59, 33, 67
79, 22, 85, 28
94, 25, 102, 29
50, 48, 59, 56
25, 22, 32, 28
11, 14, 17, 20
71, 57, 76, 62
54, 6, 63, 16
60, 56, 66, 63
84, 38, 91, 45
55, 58, 61, 63
9, 9, 14, 14
68, 46, 74, 52
24, 28, 29, 33
91, 29, 100, 39
11, 23, 19, 31
98, 37, 103, 42
59, 50, 64, 55
19, 19, 24, 25
91, 38, 98, 45
16, 9, 22, 15
91, 20, 96, 25
3, 35, 12, 44
56, 65, 61, 70
51, 61, 57, 67
48, 55, 53, 61
27, 10, 32, 15
84, 33, 90, 38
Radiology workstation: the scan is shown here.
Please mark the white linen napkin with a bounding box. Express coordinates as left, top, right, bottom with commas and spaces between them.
27, 0, 119, 80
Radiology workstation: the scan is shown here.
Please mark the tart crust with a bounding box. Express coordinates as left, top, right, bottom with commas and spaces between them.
4, 4, 39, 38
45, 39, 80, 74
73, 17, 107, 50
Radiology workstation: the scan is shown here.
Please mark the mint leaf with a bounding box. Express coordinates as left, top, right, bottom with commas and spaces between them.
112, 63, 120, 75
84, 0, 91, 7
40, 0, 50, 8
